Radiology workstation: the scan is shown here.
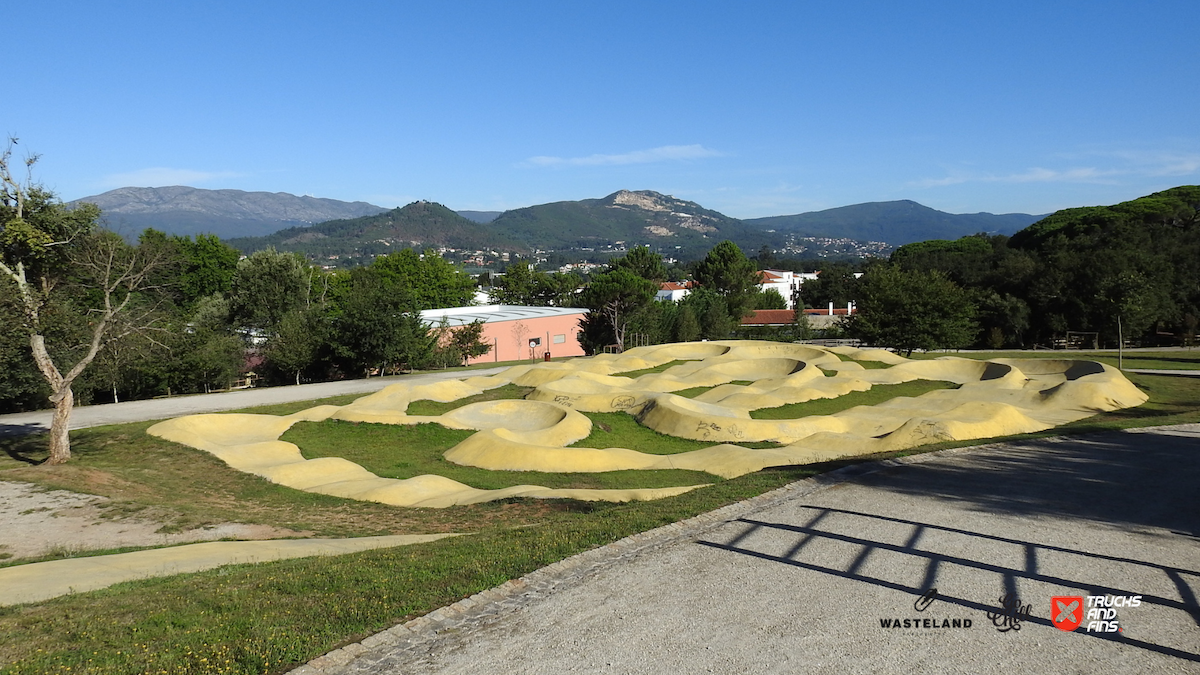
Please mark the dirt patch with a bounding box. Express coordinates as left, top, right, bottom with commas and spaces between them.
0, 480, 311, 561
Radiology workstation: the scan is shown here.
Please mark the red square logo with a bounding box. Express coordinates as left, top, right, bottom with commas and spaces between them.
1052, 596, 1084, 632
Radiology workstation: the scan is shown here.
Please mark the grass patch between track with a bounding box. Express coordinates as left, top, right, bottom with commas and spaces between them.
405, 384, 531, 415
750, 380, 959, 419
287, 420, 717, 490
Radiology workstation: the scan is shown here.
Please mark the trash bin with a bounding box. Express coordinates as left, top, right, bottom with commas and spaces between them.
543, 351, 551, 361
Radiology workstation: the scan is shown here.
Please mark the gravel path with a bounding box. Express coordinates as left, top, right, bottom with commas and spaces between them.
296, 425, 1200, 675
0, 368, 505, 437
0, 533, 462, 606
0, 481, 310, 560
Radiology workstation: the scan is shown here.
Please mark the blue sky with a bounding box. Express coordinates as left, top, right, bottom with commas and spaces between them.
9, 1, 1198, 218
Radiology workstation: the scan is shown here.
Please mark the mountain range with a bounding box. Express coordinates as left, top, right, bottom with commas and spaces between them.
228, 200, 518, 261
71, 186, 1044, 259
744, 200, 1042, 244
71, 186, 388, 239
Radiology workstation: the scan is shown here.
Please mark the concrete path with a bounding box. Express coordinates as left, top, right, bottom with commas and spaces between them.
305, 425, 1200, 675
0, 368, 505, 437
0, 534, 461, 606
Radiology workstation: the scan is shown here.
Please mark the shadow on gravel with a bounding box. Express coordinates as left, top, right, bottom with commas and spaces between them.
854, 431, 1200, 537
699, 430, 1200, 664
1, 432, 48, 465
0, 422, 47, 442
701, 512, 1200, 662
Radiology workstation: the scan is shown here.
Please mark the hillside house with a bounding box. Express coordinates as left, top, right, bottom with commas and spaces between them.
755, 269, 818, 309
656, 281, 695, 302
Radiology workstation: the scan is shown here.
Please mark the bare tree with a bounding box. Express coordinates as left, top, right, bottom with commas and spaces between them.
0, 138, 172, 463
510, 321, 530, 360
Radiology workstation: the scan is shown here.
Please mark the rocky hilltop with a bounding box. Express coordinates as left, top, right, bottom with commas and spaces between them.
607, 190, 721, 236
489, 189, 768, 258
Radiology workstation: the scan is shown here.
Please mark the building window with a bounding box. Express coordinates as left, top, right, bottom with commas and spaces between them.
553, 334, 566, 344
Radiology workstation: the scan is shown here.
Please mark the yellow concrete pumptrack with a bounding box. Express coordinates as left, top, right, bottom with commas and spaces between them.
148, 341, 1147, 508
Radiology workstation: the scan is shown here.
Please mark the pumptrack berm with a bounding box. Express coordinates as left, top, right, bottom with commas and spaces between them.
148, 341, 1147, 508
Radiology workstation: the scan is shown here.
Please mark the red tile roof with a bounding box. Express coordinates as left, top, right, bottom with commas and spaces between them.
659, 281, 694, 291
740, 309, 796, 326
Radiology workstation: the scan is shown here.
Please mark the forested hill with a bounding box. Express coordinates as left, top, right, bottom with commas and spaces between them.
883, 185, 1200, 348
457, 210, 502, 223
71, 186, 388, 239
488, 189, 773, 259
1009, 186, 1200, 249
1006, 185, 1200, 343
744, 200, 1042, 245
226, 200, 521, 258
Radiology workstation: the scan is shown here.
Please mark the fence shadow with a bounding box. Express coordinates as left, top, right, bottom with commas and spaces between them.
698, 430, 1200, 664
700, 507, 1200, 662
855, 432, 1200, 537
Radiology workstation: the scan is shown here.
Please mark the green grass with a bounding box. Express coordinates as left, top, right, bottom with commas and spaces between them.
831, 354, 893, 368
667, 380, 754, 399
610, 360, 693, 378
405, 384, 531, 415
1110, 354, 1200, 370
750, 380, 960, 419
910, 349, 1200, 371
225, 392, 369, 417
569, 410, 781, 454
287, 420, 717, 490
1, 350, 1198, 675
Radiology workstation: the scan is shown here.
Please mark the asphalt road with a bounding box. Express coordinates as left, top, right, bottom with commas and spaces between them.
0, 368, 506, 437
350, 425, 1200, 675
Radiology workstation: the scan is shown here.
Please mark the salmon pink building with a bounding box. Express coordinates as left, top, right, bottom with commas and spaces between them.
419, 305, 589, 365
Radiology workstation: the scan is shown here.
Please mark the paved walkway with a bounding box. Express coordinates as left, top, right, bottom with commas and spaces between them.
0, 534, 461, 606
0, 368, 505, 437
293, 424, 1200, 675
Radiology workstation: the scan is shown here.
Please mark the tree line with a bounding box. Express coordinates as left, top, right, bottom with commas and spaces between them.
795, 186, 1200, 354
0, 233, 497, 410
